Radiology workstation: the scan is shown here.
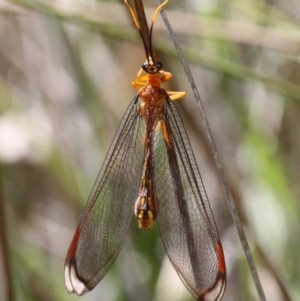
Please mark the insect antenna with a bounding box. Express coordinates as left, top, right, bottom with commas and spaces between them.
124, 0, 168, 70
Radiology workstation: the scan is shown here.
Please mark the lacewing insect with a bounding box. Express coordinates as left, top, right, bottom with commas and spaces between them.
64, 0, 226, 300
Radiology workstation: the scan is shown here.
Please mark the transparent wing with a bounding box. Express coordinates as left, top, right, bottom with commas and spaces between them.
155, 98, 226, 301
65, 96, 146, 294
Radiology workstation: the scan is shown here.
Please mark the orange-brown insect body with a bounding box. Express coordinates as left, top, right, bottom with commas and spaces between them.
134, 74, 166, 230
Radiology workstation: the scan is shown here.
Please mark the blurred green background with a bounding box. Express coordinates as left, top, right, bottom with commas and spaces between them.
0, 0, 299, 301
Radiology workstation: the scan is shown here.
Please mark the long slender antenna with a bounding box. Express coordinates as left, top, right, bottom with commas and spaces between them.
148, 0, 168, 48
125, 0, 167, 65
153, 1, 267, 301
133, 0, 151, 58
124, 0, 152, 62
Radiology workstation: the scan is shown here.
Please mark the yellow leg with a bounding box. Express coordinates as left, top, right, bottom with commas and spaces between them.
132, 71, 148, 90
159, 71, 172, 83
167, 91, 186, 101
132, 81, 146, 90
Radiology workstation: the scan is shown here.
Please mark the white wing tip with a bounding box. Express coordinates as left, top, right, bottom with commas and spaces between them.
64, 264, 89, 296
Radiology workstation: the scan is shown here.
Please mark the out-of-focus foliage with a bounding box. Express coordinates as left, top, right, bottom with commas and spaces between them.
0, 0, 299, 301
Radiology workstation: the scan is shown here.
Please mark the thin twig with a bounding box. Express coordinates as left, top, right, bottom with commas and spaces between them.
153, 0, 267, 300
0, 164, 14, 301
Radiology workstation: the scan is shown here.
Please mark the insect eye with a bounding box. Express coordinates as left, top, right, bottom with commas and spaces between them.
156, 61, 163, 70
142, 62, 148, 72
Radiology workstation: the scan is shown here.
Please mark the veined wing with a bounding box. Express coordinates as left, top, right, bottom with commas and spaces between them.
155, 97, 226, 301
65, 96, 146, 295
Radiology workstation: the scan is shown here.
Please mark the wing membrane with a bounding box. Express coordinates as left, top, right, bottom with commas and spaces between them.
155, 97, 226, 300
65, 96, 146, 291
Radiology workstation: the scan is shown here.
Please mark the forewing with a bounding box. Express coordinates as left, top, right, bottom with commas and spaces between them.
65, 96, 146, 294
155, 98, 226, 301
